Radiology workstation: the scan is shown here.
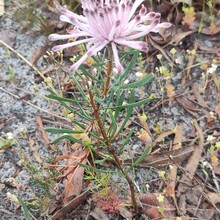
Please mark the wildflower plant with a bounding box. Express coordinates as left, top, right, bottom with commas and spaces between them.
46, 0, 171, 214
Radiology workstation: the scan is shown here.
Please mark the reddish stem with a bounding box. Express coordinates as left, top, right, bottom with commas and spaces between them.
89, 91, 138, 213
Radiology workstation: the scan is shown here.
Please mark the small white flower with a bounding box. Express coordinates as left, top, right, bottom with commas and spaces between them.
124, 79, 129, 84
207, 64, 218, 74
6, 132, 14, 140
207, 135, 216, 142
202, 160, 208, 167
112, 67, 118, 75
87, 81, 92, 88
92, 68, 97, 74
135, 71, 143, 78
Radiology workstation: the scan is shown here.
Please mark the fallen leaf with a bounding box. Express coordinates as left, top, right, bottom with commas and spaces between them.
176, 96, 198, 117
28, 135, 42, 163
52, 189, 90, 220
154, 130, 175, 143
90, 207, 109, 220
167, 125, 183, 211
117, 206, 133, 220
36, 115, 57, 151
139, 193, 175, 219
177, 120, 204, 196
207, 192, 220, 204
63, 154, 88, 202
172, 30, 196, 45
6, 192, 20, 208
124, 146, 194, 168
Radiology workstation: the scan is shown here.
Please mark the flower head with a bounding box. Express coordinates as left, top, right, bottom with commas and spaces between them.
49, 0, 171, 73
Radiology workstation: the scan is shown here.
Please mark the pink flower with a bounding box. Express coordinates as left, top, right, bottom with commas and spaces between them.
49, 0, 171, 73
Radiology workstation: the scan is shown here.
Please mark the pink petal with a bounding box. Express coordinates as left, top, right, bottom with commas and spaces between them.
51, 38, 95, 52
114, 39, 148, 52
151, 22, 172, 33
48, 32, 90, 41
70, 41, 108, 72
111, 42, 124, 73
126, 21, 158, 40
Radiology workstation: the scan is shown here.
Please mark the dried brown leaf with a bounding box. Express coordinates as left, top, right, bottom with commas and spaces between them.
172, 30, 196, 45
36, 115, 57, 151
176, 96, 198, 117
155, 130, 175, 143
177, 120, 204, 196
139, 193, 176, 219
62, 149, 89, 202
207, 192, 220, 204
51, 189, 90, 220
117, 207, 133, 220
124, 146, 194, 168
167, 125, 183, 211
90, 207, 109, 220
28, 135, 42, 163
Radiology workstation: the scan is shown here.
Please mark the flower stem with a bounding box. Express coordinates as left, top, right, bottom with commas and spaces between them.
103, 48, 113, 97
89, 91, 138, 213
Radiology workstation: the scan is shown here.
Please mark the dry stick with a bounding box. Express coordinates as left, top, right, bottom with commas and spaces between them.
0, 87, 69, 122
88, 91, 138, 213
0, 39, 56, 93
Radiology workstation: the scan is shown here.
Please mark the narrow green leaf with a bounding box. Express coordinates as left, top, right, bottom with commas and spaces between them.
132, 146, 151, 167
94, 96, 104, 105
17, 197, 31, 220
79, 65, 103, 82
114, 90, 125, 118
118, 51, 139, 82
104, 97, 152, 110
52, 134, 82, 144
72, 75, 87, 98
107, 110, 118, 139
119, 128, 134, 155
46, 94, 87, 104
113, 89, 135, 139
115, 73, 154, 90
46, 128, 84, 134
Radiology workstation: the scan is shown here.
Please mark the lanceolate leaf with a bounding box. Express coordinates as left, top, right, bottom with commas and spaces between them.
115, 73, 154, 90
47, 94, 87, 104
118, 51, 139, 82
17, 197, 32, 220
46, 128, 84, 134
104, 97, 153, 110
51, 134, 83, 144
112, 89, 135, 140
132, 146, 151, 167
107, 109, 118, 139
114, 90, 125, 118
79, 65, 103, 82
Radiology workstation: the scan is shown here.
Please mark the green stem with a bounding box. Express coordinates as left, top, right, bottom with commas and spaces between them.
103, 48, 113, 97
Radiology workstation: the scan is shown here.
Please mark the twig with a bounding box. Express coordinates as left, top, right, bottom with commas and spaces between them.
0, 86, 69, 122
0, 39, 56, 93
